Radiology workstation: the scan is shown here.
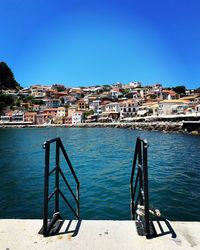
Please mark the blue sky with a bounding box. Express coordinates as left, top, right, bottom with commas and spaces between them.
1, 0, 200, 88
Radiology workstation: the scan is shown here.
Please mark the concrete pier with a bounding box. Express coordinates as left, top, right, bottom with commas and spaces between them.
0, 220, 199, 249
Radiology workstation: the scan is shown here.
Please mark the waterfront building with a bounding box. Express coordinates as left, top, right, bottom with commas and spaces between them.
119, 99, 138, 118
65, 116, 72, 124
195, 104, 200, 113
137, 106, 150, 117
0, 115, 11, 123
56, 107, 66, 117
85, 114, 98, 123
36, 113, 46, 124
158, 100, 190, 116
43, 108, 57, 117
53, 116, 65, 124
67, 106, 77, 117
72, 111, 83, 124
53, 107, 66, 124
35, 108, 58, 124
149, 103, 159, 116
12, 110, 24, 122
100, 102, 120, 121
24, 112, 37, 124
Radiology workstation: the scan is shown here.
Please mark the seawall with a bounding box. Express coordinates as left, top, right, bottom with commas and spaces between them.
0, 121, 199, 135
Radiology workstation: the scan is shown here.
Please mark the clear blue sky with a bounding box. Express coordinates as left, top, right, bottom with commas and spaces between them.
1, 0, 200, 88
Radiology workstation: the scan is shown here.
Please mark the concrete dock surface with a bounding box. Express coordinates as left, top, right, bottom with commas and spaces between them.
0, 220, 200, 250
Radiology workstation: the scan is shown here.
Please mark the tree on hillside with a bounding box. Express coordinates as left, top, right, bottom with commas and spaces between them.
0, 94, 15, 114
194, 87, 200, 93
0, 62, 21, 90
172, 85, 186, 95
52, 84, 66, 92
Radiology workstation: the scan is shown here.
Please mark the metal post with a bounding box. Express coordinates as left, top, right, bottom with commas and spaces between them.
130, 137, 139, 220
43, 142, 50, 237
138, 139, 143, 206
55, 140, 60, 213
143, 140, 150, 238
77, 182, 80, 219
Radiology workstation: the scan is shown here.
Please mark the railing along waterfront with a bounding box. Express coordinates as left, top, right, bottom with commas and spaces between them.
39, 137, 80, 237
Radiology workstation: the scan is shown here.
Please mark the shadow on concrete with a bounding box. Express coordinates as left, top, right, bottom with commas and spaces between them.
57, 220, 82, 237
150, 217, 177, 239
136, 217, 177, 239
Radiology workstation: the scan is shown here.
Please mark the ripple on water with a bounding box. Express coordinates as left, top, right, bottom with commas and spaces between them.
0, 128, 199, 221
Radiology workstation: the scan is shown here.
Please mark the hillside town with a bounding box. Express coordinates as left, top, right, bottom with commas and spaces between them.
1, 81, 200, 126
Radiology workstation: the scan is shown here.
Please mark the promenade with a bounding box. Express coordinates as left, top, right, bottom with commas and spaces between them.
0, 220, 199, 250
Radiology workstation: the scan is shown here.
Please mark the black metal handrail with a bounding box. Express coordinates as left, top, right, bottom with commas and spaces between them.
39, 137, 80, 237
130, 137, 150, 238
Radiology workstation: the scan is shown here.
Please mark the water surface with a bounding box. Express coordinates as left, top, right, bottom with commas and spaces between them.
0, 128, 199, 221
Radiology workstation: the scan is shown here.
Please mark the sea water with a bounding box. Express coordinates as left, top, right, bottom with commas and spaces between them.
0, 128, 199, 221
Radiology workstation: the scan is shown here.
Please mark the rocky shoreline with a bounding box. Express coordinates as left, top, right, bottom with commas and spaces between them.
0, 121, 200, 135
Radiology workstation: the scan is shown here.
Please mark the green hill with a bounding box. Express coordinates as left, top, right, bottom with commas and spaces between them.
0, 62, 21, 90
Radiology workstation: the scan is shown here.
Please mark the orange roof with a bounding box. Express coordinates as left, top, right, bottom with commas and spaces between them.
57, 107, 65, 110
5, 111, 13, 116
101, 100, 111, 105
43, 108, 58, 112
24, 112, 37, 116
162, 90, 177, 96
160, 99, 190, 104
120, 99, 138, 104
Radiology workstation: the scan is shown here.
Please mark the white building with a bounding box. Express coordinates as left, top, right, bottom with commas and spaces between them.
129, 82, 141, 88
56, 107, 66, 117
0, 116, 11, 123
44, 99, 61, 108
12, 111, 24, 122
30, 85, 50, 98
137, 106, 150, 116
120, 100, 138, 118
110, 89, 122, 99
195, 104, 200, 113
72, 112, 83, 124
102, 102, 120, 113
89, 100, 101, 112
158, 100, 190, 116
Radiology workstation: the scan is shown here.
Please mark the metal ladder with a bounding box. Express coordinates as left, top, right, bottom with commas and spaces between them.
130, 137, 156, 238
39, 137, 80, 237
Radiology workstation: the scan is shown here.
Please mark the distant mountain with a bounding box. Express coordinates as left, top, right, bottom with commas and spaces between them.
0, 61, 21, 90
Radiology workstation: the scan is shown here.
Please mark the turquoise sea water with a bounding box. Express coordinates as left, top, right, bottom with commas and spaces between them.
0, 128, 200, 221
